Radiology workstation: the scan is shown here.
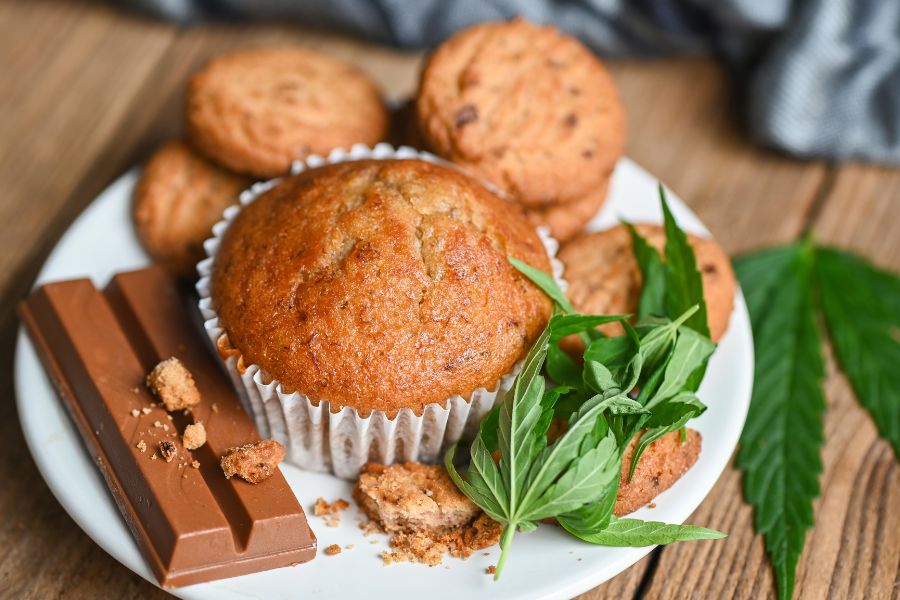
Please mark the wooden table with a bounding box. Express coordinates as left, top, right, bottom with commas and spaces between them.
1, 1, 897, 598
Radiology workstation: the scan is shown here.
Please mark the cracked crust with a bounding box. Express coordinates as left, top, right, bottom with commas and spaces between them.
186, 47, 388, 178
133, 140, 250, 276
559, 224, 736, 347
211, 159, 552, 415
416, 18, 626, 208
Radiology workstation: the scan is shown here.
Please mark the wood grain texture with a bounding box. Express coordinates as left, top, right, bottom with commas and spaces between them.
0, 2, 896, 599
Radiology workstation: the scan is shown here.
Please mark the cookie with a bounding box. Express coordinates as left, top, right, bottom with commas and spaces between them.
133, 140, 250, 276
525, 177, 609, 241
559, 224, 736, 343
615, 429, 701, 516
417, 18, 626, 208
186, 47, 388, 178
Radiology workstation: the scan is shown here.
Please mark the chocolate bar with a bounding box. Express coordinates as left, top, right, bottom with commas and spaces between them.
19, 266, 316, 587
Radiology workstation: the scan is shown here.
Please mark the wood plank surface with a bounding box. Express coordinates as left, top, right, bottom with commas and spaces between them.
0, 2, 896, 599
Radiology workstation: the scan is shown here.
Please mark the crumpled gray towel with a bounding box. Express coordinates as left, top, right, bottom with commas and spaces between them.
124, 0, 900, 164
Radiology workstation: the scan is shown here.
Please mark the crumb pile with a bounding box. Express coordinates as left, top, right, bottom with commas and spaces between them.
353, 462, 502, 567
143, 357, 284, 483
313, 497, 351, 528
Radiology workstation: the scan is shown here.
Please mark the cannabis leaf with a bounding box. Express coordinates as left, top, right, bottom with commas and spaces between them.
815, 248, 900, 460
445, 316, 622, 580
626, 186, 710, 336
734, 240, 826, 600
446, 185, 727, 581
626, 222, 666, 318
562, 516, 726, 546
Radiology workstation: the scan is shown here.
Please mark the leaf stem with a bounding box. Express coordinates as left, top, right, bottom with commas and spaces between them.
494, 523, 517, 581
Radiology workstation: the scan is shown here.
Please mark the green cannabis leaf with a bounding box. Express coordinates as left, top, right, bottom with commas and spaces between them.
734, 240, 826, 600
626, 185, 711, 337
815, 248, 900, 460
561, 515, 726, 546
660, 187, 710, 338
447, 185, 727, 581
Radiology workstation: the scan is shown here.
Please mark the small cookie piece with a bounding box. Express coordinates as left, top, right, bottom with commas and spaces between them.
221, 439, 285, 483
133, 141, 250, 276
354, 462, 481, 534
559, 224, 736, 343
381, 513, 502, 567
187, 47, 388, 178
158, 440, 177, 463
146, 357, 201, 411
525, 178, 609, 242
417, 18, 626, 207
615, 429, 702, 516
182, 422, 206, 450
324, 544, 342, 556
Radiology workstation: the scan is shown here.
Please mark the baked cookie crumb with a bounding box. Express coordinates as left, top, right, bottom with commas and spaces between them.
220, 439, 284, 483
354, 462, 480, 533
146, 357, 201, 412
314, 497, 350, 516
324, 544, 342, 556
486, 565, 496, 575
380, 514, 502, 567
356, 462, 502, 567
158, 440, 177, 463
314, 497, 350, 527
361, 520, 384, 536
182, 422, 206, 450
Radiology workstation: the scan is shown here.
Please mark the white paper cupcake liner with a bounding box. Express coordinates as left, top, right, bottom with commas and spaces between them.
196, 143, 565, 479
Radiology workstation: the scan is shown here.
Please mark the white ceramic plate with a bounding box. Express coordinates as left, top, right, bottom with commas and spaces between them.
14, 157, 753, 600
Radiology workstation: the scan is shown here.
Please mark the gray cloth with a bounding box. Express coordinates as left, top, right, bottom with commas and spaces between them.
124, 0, 900, 164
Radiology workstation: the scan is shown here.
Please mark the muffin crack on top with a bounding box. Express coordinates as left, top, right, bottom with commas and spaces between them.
211, 159, 552, 416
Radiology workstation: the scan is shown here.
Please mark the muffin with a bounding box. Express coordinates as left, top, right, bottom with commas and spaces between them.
186, 47, 388, 179
199, 147, 556, 476
416, 18, 626, 238
559, 224, 736, 346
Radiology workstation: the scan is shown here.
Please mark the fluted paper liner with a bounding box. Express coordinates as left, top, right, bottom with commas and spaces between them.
196, 144, 565, 479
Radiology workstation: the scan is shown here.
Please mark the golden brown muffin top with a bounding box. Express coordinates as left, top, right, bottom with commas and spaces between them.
211, 159, 552, 415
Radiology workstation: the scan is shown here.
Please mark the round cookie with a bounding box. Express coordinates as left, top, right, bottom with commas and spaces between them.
187, 47, 388, 178
525, 177, 609, 241
559, 224, 736, 343
417, 18, 626, 207
133, 140, 251, 277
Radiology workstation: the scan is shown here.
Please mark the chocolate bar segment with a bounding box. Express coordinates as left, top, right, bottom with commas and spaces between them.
20, 267, 316, 587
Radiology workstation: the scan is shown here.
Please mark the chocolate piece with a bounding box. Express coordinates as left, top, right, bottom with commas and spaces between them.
19, 266, 316, 587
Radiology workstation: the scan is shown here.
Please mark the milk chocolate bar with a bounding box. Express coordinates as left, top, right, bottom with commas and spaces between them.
19, 266, 316, 587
